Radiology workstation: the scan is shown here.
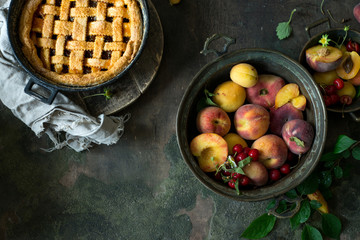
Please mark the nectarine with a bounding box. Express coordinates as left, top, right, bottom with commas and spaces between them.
282, 119, 314, 155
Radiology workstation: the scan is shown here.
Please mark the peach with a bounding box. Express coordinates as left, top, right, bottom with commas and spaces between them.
336, 81, 356, 99
282, 119, 314, 155
290, 95, 307, 111
212, 81, 246, 112
196, 106, 231, 136
246, 74, 285, 109
234, 104, 270, 140
306, 45, 343, 72
230, 63, 258, 88
242, 161, 268, 186
336, 51, 360, 80
251, 134, 288, 169
312, 70, 338, 86
190, 133, 228, 172
354, 3, 360, 24
349, 69, 360, 86
223, 133, 248, 155
269, 103, 303, 136
274, 83, 300, 109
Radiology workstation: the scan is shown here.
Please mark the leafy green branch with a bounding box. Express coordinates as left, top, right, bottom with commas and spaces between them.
241, 135, 360, 240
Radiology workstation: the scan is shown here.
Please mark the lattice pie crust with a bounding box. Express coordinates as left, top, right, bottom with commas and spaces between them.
20, 0, 143, 86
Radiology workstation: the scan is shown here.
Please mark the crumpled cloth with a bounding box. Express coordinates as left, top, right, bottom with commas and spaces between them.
0, 3, 130, 152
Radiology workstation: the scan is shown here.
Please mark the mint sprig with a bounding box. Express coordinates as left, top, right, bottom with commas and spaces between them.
276, 9, 296, 40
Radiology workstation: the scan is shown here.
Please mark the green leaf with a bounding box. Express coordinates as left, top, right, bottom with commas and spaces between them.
352, 145, 360, 160
290, 200, 311, 230
266, 199, 276, 212
310, 200, 322, 210
204, 89, 218, 107
227, 155, 237, 168
276, 9, 296, 40
276, 22, 292, 40
323, 161, 335, 168
333, 166, 343, 179
235, 179, 241, 195
297, 172, 319, 195
240, 213, 276, 239
322, 213, 342, 239
290, 136, 305, 148
342, 149, 351, 159
356, 86, 360, 99
320, 152, 342, 162
334, 135, 357, 154
276, 199, 288, 214
320, 171, 332, 188
285, 189, 298, 199
301, 224, 323, 240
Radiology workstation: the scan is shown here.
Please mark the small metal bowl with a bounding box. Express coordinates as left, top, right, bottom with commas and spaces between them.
299, 28, 360, 117
176, 49, 327, 202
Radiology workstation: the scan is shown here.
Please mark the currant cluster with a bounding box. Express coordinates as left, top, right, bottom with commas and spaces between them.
215, 144, 259, 189
322, 78, 352, 106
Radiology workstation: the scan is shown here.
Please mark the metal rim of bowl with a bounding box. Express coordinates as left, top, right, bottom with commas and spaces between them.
176, 48, 327, 202
299, 28, 360, 113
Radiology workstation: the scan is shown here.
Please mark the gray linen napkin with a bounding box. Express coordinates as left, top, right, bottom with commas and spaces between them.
0, 4, 130, 152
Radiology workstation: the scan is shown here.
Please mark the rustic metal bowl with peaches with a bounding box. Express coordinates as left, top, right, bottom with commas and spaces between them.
299, 27, 360, 119
177, 49, 327, 201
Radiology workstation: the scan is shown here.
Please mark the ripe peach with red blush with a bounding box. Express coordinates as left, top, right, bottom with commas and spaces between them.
196, 106, 231, 136
251, 134, 288, 169
234, 104, 270, 140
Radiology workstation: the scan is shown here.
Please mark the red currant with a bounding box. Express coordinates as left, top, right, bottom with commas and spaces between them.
228, 179, 236, 188
235, 152, 248, 162
329, 94, 340, 105
239, 176, 250, 186
232, 144, 243, 154
243, 147, 251, 155
248, 149, 259, 161
214, 172, 222, 180
324, 85, 337, 95
269, 169, 281, 181
223, 170, 231, 176
280, 164, 291, 175
340, 95, 353, 105
231, 172, 241, 180
333, 78, 344, 90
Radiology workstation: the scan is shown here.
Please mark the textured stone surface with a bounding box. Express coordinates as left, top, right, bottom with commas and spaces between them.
1, 0, 360, 239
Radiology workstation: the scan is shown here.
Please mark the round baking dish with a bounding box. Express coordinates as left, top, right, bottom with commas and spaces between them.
7, 0, 149, 104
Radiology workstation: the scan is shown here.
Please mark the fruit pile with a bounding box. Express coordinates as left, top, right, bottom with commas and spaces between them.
306, 35, 360, 108
189, 63, 315, 194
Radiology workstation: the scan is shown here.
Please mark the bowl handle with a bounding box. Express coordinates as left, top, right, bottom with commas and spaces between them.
267, 194, 302, 219
200, 34, 236, 57
305, 17, 331, 39
24, 78, 58, 105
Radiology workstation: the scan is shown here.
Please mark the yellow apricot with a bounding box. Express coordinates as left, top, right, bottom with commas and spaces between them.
212, 81, 246, 112
223, 133, 248, 155
336, 51, 360, 80
274, 83, 300, 109
230, 63, 258, 88
313, 70, 339, 86
336, 81, 356, 99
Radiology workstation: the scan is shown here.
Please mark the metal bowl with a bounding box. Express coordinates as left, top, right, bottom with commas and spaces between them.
176, 49, 327, 201
299, 28, 360, 114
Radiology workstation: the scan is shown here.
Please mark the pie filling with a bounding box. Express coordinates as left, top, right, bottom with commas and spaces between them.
20, 0, 143, 86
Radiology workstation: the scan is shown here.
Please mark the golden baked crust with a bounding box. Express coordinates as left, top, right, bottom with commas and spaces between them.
19, 0, 142, 86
